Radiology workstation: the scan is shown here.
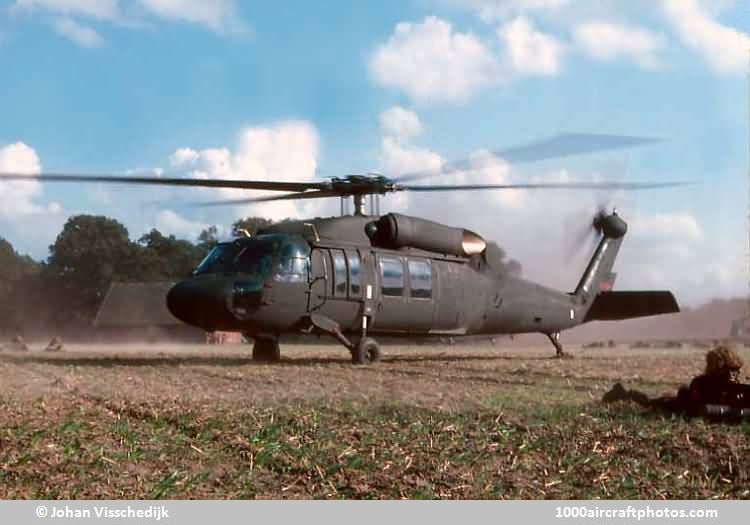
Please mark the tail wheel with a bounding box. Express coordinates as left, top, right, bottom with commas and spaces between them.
352, 337, 381, 365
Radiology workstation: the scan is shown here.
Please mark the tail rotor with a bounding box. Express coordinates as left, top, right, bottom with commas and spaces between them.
565, 203, 611, 263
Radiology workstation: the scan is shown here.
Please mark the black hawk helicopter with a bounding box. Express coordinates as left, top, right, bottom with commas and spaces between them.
0, 133, 683, 363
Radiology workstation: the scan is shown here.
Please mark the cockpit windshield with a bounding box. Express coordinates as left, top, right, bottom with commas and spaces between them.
193, 234, 310, 282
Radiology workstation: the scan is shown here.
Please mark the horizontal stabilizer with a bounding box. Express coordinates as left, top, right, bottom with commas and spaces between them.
583, 291, 679, 322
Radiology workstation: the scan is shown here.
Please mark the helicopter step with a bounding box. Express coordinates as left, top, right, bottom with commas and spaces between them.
304, 313, 381, 365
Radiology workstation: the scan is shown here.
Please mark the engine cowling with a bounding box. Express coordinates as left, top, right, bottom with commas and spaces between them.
365, 213, 486, 257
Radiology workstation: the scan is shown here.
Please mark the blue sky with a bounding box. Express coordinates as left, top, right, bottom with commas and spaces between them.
0, 0, 747, 305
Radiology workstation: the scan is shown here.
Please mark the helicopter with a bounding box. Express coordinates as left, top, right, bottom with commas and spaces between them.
0, 133, 684, 363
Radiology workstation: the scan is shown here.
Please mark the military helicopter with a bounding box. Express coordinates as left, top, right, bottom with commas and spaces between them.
0, 133, 683, 363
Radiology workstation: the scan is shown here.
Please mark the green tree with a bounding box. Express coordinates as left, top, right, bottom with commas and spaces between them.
231, 217, 273, 237
0, 238, 41, 335
197, 225, 220, 253
137, 229, 205, 279
46, 215, 139, 326
0, 238, 39, 283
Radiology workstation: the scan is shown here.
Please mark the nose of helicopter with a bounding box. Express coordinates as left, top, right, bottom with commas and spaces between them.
167, 277, 234, 330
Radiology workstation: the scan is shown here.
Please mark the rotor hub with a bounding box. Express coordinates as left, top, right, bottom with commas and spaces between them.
328, 175, 396, 195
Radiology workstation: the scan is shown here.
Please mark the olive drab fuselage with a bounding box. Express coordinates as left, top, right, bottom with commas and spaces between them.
165, 213, 678, 342
167, 215, 588, 338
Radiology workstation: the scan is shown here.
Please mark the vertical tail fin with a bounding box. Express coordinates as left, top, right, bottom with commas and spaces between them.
573, 212, 627, 304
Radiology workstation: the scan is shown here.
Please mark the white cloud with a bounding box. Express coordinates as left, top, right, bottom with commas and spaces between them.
662, 0, 750, 73
13, 0, 121, 21
379, 106, 424, 142
13, 0, 247, 38
379, 136, 443, 178
0, 142, 40, 174
168, 121, 324, 220
456, 150, 523, 208
152, 209, 211, 240
53, 17, 104, 47
0, 142, 45, 217
617, 254, 744, 307
171, 146, 231, 179
0, 142, 65, 258
370, 16, 500, 104
169, 147, 200, 167
457, 0, 569, 23
136, 0, 244, 34
370, 16, 564, 103
573, 21, 664, 69
377, 107, 443, 211
629, 211, 703, 241
377, 107, 524, 216
498, 16, 562, 76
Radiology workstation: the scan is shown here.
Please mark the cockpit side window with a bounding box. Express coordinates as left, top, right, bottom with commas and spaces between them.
194, 243, 243, 275
235, 242, 276, 279
275, 241, 310, 283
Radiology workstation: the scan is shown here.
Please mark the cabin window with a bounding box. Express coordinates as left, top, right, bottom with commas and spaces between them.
379, 256, 404, 297
408, 259, 432, 299
331, 251, 348, 297
347, 251, 361, 297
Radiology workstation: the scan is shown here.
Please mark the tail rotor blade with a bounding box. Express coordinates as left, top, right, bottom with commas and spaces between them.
564, 204, 611, 264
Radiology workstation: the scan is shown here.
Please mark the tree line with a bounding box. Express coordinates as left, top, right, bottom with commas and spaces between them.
0, 215, 273, 337
0, 214, 520, 337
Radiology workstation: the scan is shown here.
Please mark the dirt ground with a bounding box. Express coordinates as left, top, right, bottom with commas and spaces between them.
0, 342, 715, 406
1, 342, 748, 499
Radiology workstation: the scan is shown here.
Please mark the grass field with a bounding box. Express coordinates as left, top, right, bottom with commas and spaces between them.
1, 342, 748, 499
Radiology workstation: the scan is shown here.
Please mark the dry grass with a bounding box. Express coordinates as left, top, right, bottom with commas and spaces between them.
1, 342, 749, 499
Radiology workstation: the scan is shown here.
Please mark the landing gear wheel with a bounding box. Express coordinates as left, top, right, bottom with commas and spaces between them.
252, 337, 281, 362
352, 337, 381, 365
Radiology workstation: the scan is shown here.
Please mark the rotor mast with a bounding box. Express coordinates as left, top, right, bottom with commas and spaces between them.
353, 194, 366, 216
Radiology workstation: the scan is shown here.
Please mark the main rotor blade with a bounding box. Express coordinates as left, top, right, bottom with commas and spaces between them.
391, 133, 663, 184
193, 189, 341, 207
497, 133, 661, 164
0, 172, 328, 192
400, 181, 692, 192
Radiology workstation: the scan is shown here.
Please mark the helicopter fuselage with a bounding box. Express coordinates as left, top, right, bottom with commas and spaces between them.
166, 215, 587, 340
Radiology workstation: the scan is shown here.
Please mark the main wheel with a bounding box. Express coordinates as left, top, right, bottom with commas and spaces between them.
252, 337, 281, 362
352, 337, 381, 365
